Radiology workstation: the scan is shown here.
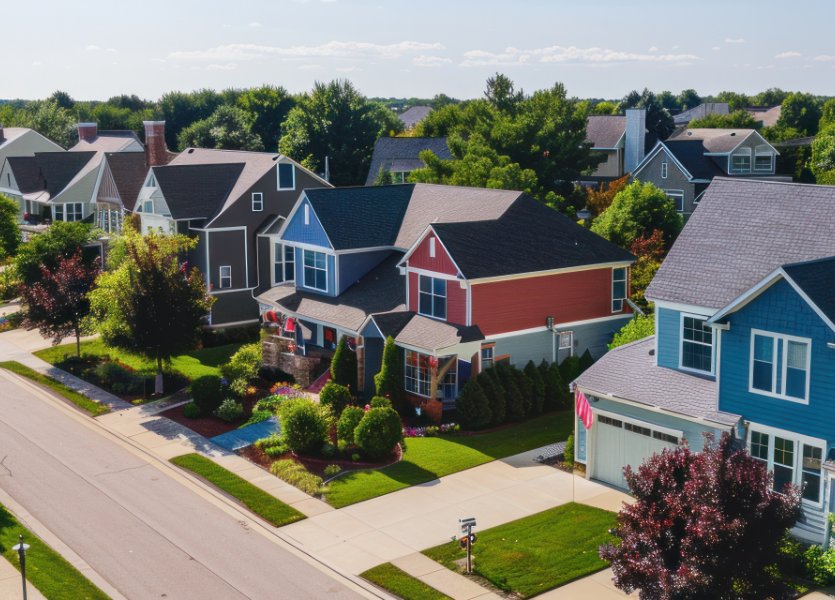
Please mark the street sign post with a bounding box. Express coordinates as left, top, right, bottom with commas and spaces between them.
458, 517, 477, 574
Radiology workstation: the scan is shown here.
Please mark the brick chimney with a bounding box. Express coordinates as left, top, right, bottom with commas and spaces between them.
143, 121, 174, 167
78, 122, 97, 143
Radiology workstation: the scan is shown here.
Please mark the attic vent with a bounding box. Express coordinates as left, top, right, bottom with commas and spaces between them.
272, 156, 279, 161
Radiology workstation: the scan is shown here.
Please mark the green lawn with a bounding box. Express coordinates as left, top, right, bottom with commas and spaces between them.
423, 503, 616, 598
35, 339, 241, 380
325, 411, 572, 508
170, 453, 304, 527
0, 502, 109, 600
361, 563, 452, 600
0, 361, 109, 416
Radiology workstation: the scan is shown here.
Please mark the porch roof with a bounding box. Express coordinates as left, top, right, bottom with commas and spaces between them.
574, 336, 740, 428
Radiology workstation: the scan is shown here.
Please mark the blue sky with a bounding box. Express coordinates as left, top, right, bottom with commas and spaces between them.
8, 0, 835, 101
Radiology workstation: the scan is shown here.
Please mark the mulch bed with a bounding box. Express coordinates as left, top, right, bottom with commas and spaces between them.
239, 444, 402, 478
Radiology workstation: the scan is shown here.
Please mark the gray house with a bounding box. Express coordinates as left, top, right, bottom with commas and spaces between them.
583, 108, 648, 184
631, 128, 785, 218
365, 137, 452, 185
135, 147, 331, 327
672, 102, 730, 126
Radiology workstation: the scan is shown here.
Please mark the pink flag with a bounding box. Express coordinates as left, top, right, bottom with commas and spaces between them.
576, 389, 593, 430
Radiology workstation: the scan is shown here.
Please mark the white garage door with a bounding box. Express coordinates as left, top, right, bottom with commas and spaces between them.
591, 413, 680, 489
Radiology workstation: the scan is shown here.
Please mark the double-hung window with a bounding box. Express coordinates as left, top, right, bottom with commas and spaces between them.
750, 330, 810, 402
418, 275, 446, 320
481, 344, 494, 370
302, 249, 327, 292
219, 266, 232, 289
611, 268, 627, 312
681, 315, 713, 373
252, 192, 263, 211
273, 243, 295, 284
730, 149, 752, 173
55, 203, 83, 222
665, 191, 685, 214
559, 331, 574, 355
749, 429, 823, 504
404, 350, 431, 397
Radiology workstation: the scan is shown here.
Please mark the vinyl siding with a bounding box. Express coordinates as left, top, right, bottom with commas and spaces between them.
656, 307, 681, 369
718, 278, 835, 443
632, 148, 698, 216
408, 232, 459, 276
208, 229, 247, 290
210, 289, 259, 325
337, 250, 392, 295
282, 197, 332, 249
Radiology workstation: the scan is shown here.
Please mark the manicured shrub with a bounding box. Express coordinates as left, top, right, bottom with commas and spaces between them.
578, 348, 594, 374
221, 342, 262, 395
477, 371, 505, 425
456, 378, 491, 430
337, 405, 365, 445
254, 394, 286, 413
190, 374, 225, 414
243, 409, 273, 426
354, 406, 402, 459
330, 335, 357, 391
321, 442, 337, 458
370, 396, 392, 409
278, 398, 331, 455
323, 464, 342, 478
559, 355, 581, 386
497, 364, 525, 421
804, 545, 835, 586
214, 398, 244, 422
95, 361, 142, 393
183, 401, 201, 419
524, 360, 545, 415
374, 335, 406, 413
255, 434, 288, 457
319, 381, 352, 415
563, 433, 574, 469
513, 367, 533, 416
270, 459, 323, 496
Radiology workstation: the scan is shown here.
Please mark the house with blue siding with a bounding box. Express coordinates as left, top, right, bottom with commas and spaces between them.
257, 183, 633, 420
575, 177, 835, 542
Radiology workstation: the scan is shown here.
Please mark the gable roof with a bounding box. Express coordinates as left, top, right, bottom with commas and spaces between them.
7, 151, 98, 197
105, 152, 147, 208
647, 178, 835, 309
398, 106, 432, 129
70, 131, 143, 153
151, 163, 244, 220
663, 139, 725, 180
672, 103, 730, 126
746, 105, 781, 128
668, 128, 766, 154
365, 137, 452, 185
585, 115, 626, 149
428, 195, 634, 279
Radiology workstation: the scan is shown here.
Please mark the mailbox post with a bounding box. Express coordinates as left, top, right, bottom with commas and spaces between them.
458, 517, 477, 574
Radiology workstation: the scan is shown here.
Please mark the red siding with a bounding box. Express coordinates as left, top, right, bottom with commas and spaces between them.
471, 267, 629, 336
447, 280, 467, 325
408, 271, 419, 312
408, 233, 459, 276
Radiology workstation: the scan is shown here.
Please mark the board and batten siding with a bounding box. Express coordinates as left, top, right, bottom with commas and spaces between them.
407, 232, 460, 276
718, 278, 835, 444
282, 197, 332, 249
471, 267, 627, 337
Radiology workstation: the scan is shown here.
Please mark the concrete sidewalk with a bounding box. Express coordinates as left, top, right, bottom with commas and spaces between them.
0, 556, 46, 600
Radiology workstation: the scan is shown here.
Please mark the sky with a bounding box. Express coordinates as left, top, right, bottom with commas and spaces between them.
6, 0, 835, 102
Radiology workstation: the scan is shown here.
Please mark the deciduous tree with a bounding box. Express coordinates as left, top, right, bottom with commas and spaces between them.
236, 85, 296, 151
688, 110, 757, 129
601, 433, 801, 600
177, 105, 264, 151
590, 181, 682, 249
778, 92, 822, 137
619, 89, 675, 143
0, 194, 21, 260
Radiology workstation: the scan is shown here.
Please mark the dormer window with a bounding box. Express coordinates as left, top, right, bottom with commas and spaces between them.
278, 163, 295, 190
730, 148, 752, 174
754, 145, 774, 172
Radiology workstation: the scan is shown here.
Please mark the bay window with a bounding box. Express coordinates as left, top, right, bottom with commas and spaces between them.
405, 350, 431, 397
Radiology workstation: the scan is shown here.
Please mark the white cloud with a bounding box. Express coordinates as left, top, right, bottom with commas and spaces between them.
169, 40, 445, 61
86, 44, 100, 51
206, 63, 238, 71
413, 55, 452, 67
459, 45, 700, 67
32, 61, 42, 67
712, 46, 721, 51
105, 47, 117, 53
814, 54, 835, 62
152, 58, 167, 63
775, 51, 801, 59
647, 46, 658, 53
248, 21, 262, 27
724, 37, 745, 44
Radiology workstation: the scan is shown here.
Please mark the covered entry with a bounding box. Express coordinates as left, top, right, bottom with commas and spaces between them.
590, 411, 681, 489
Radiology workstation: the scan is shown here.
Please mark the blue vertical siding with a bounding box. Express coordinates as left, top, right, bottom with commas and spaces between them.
337, 250, 392, 295
282, 198, 332, 249
718, 278, 835, 443
656, 307, 680, 369
294, 247, 337, 297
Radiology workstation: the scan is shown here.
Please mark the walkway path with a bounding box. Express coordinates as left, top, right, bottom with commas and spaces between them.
0, 556, 46, 600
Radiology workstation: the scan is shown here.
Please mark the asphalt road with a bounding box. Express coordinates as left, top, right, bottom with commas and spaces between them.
0, 369, 367, 600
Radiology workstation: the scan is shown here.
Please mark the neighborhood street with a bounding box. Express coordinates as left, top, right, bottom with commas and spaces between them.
0, 366, 370, 600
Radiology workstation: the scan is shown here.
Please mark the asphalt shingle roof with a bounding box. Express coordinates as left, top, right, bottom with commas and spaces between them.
783, 256, 835, 328
575, 336, 740, 427
431, 195, 634, 279
305, 185, 415, 250
585, 116, 626, 148
365, 137, 452, 185
647, 178, 835, 308
152, 163, 244, 220
663, 140, 725, 179
105, 152, 147, 208
394, 315, 483, 351
669, 128, 759, 153
398, 106, 432, 129
7, 152, 97, 197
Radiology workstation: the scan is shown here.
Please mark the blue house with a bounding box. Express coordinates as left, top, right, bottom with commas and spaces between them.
575, 178, 835, 542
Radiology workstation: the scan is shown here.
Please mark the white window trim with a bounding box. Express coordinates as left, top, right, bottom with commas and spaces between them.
404, 349, 431, 398
303, 203, 310, 225
278, 163, 296, 191
664, 189, 685, 214
748, 329, 811, 404
271, 241, 295, 286
747, 422, 825, 507
252, 192, 263, 212
429, 236, 436, 258
219, 265, 232, 289
558, 330, 574, 353
729, 147, 753, 174
302, 248, 328, 293
678, 312, 715, 375
661, 161, 668, 179
754, 145, 774, 172
417, 274, 447, 320
611, 267, 627, 313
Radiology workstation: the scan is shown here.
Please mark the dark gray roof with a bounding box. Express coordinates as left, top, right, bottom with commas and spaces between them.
106, 152, 147, 207
673, 103, 730, 125
647, 178, 835, 308
575, 336, 740, 427
663, 140, 725, 179
585, 116, 626, 148
783, 256, 835, 328
431, 195, 634, 279
257, 253, 405, 332
365, 137, 451, 185
305, 185, 414, 250
368, 311, 415, 338
7, 152, 96, 196
398, 106, 432, 129
152, 163, 244, 220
